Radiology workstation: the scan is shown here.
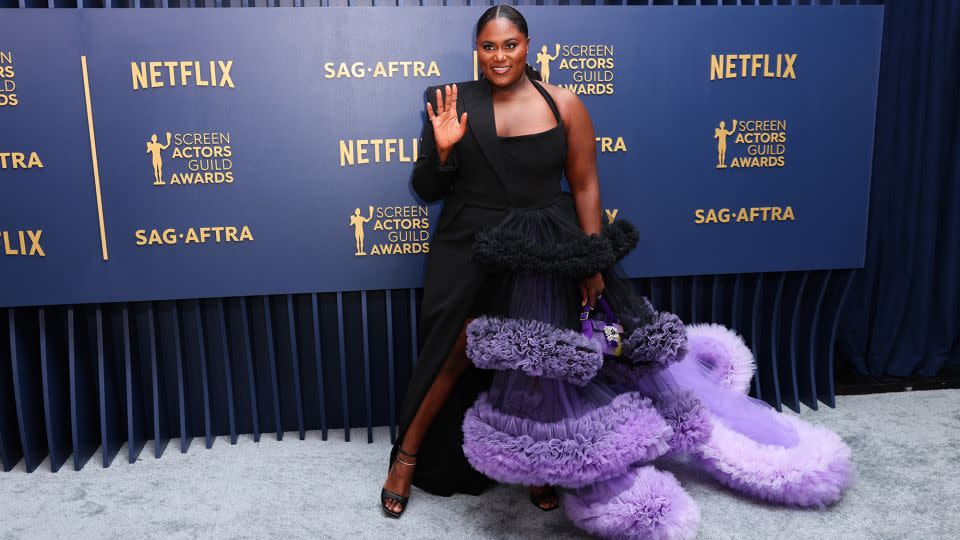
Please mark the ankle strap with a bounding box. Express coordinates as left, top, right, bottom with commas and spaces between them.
397, 448, 417, 459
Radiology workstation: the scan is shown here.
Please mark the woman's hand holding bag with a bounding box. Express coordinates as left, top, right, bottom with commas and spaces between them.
580, 295, 624, 358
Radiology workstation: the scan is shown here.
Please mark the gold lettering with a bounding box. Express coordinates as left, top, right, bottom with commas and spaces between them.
179, 61, 193, 86
196, 61, 209, 87
132, 62, 148, 90
356, 139, 369, 164
370, 139, 383, 162
339, 140, 354, 167
783, 53, 797, 79
149, 61, 163, 88
3, 232, 17, 255
400, 138, 412, 162
217, 61, 234, 87
27, 230, 43, 256
710, 55, 723, 80
737, 54, 750, 77
164, 61, 178, 86
751, 54, 763, 78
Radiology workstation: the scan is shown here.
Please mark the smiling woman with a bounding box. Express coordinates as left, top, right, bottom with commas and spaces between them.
381, 4, 616, 519
379, 5, 851, 538
381, 0, 637, 516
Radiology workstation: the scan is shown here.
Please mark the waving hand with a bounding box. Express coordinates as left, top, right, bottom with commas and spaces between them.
426, 84, 468, 155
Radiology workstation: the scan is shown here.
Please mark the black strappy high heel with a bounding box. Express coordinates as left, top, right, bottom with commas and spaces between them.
381, 448, 417, 518
529, 485, 560, 512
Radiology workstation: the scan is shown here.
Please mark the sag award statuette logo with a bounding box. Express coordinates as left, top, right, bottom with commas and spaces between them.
351, 206, 374, 256
146, 132, 172, 185
714, 119, 787, 169
714, 120, 736, 169
145, 131, 235, 186
535, 44, 561, 83
0, 51, 17, 107
349, 205, 430, 257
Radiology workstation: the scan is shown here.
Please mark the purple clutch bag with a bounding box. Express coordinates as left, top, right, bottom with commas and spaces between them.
580, 296, 624, 358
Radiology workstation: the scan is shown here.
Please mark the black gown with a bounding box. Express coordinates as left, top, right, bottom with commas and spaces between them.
390, 77, 853, 540
391, 76, 572, 496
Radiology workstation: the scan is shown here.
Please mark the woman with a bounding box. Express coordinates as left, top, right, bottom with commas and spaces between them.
382, 4, 612, 516
382, 6, 853, 538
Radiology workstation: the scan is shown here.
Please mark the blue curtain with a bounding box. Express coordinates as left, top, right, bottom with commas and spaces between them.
840, 0, 960, 377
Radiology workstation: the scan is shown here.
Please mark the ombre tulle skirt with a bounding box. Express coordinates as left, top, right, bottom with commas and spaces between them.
462, 194, 665, 486
461, 193, 853, 540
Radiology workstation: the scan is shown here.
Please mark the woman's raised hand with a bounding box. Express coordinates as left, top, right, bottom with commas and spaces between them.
427, 84, 468, 154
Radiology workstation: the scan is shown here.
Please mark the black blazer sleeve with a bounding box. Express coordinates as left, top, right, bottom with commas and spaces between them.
412, 85, 459, 203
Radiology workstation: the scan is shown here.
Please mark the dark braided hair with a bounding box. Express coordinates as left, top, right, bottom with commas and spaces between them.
475, 5, 543, 82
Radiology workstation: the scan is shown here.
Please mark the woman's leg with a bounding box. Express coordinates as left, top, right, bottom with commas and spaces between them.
382, 315, 560, 514
383, 317, 474, 514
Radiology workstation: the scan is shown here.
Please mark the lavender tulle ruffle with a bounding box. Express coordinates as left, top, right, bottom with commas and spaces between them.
603, 326, 855, 509
652, 390, 712, 457
623, 311, 689, 370
562, 466, 701, 540
685, 323, 755, 394
463, 390, 671, 488
466, 316, 603, 386
458, 197, 852, 538
694, 411, 853, 508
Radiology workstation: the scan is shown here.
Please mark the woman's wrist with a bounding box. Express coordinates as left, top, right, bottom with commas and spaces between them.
437, 146, 452, 166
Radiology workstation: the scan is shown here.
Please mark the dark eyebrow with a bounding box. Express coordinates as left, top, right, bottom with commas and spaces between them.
480, 36, 522, 45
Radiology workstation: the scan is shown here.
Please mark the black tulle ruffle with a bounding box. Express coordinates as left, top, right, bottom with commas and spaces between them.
472, 203, 639, 278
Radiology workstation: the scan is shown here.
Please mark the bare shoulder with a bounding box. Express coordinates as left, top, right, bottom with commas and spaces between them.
538, 81, 590, 124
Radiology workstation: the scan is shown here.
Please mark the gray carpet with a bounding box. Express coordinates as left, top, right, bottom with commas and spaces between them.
1, 389, 958, 539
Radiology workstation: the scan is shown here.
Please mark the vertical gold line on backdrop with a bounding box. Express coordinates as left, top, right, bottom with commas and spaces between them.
81, 55, 109, 261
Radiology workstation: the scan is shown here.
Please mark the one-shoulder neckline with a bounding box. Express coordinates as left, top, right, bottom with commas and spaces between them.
498, 123, 563, 142
494, 77, 564, 140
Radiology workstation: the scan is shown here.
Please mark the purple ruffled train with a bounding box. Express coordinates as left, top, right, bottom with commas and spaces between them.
461, 196, 853, 539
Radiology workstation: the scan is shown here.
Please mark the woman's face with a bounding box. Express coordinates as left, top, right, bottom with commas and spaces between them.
476, 17, 530, 87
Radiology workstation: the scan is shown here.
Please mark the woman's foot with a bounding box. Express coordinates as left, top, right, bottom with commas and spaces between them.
381, 448, 417, 517
529, 485, 560, 511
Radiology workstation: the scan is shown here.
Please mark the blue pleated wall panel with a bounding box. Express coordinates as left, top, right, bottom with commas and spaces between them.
0, 0, 876, 472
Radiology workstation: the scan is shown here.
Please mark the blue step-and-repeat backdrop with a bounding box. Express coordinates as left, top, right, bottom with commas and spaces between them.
0, 7, 883, 308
